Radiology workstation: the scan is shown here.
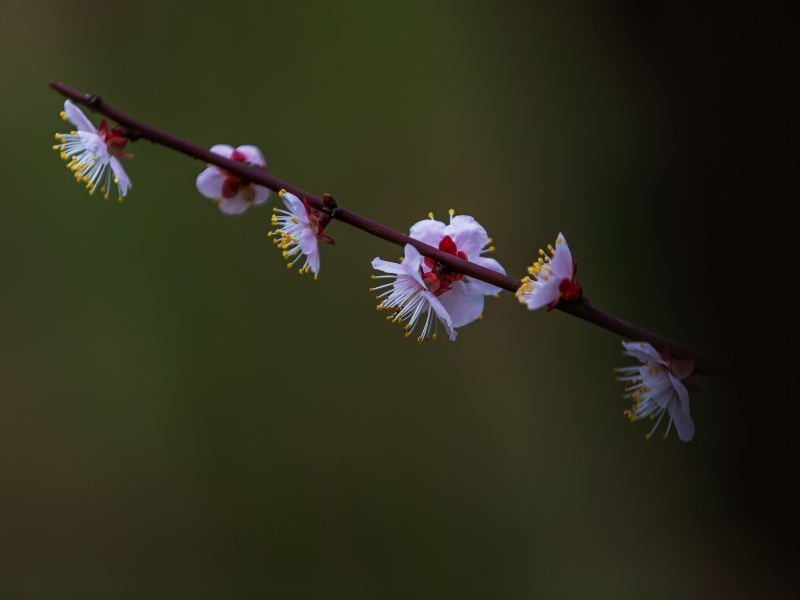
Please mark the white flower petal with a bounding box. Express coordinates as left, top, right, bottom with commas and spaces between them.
307, 248, 321, 275
549, 232, 574, 279
425, 291, 457, 341
64, 100, 96, 133
438, 280, 485, 328
669, 374, 692, 413
401, 244, 426, 287
298, 227, 319, 256
219, 195, 249, 215
623, 341, 666, 366
445, 216, 489, 258
109, 157, 131, 197
409, 218, 447, 247
236, 145, 266, 166
209, 144, 235, 159
643, 368, 674, 398
280, 191, 310, 225
78, 130, 107, 158
196, 167, 225, 199
521, 278, 560, 311
666, 381, 695, 442
468, 256, 506, 295
371, 258, 405, 275
251, 185, 270, 206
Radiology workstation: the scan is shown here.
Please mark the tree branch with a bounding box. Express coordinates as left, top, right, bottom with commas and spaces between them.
48, 81, 726, 376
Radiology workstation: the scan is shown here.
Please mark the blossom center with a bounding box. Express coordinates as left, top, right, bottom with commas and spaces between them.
97, 119, 130, 158
219, 149, 253, 199
422, 235, 467, 296
558, 277, 581, 301
307, 201, 336, 244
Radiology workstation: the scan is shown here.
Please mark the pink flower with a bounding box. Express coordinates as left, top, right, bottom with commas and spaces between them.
268, 190, 334, 278
52, 100, 132, 202
371, 210, 506, 341
371, 244, 456, 342
615, 341, 696, 441
196, 144, 270, 215
517, 233, 581, 310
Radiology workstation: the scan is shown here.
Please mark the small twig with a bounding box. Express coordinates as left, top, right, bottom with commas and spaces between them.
48, 81, 726, 376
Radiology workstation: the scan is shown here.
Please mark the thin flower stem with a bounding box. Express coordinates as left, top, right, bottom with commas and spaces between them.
48, 81, 726, 376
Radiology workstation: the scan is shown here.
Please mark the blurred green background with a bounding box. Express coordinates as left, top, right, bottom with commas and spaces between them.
1, 1, 793, 598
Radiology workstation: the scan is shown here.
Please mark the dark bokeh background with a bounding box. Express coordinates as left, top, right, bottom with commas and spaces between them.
1, 1, 794, 598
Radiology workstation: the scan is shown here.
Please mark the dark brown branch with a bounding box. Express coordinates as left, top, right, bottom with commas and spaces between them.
48, 81, 726, 376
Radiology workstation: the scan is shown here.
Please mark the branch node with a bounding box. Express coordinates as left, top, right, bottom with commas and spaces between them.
322, 193, 339, 218
84, 94, 102, 109
122, 127, 142, 141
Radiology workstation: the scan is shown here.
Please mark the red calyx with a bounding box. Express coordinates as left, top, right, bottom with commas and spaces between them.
217, 150, 270, 201
221, 177, 242, 198
438, 235, 467, 260
98, 119, 133, 158
662, 344, 696, 388
558, 278, 581, 301
560, 261, 583, 300
439, 235, 457, 254
304, 198, 336, 245
547, 261, 582, 310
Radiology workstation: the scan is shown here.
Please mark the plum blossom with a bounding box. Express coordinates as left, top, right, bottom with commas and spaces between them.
407, 209, 506, 328
52, 100, 132, 202
371, 244, 456, 342
267, 190, 334, 278
615, 341, 696, 441
196, 145, 270, 215
516, 232, 581, 310
371, 210, 506, 341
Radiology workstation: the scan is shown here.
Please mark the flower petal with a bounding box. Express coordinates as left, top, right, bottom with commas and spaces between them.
78, 131, 107, 158
109, 157, 131, 197
209, 144, 235, 159
667, 377, 695, 442
298, 227, 319, 256
425, 291, 456, 341
64, 100, 96, 133
438, 280, 485, 328
643, 368, 673, 399
251, 185, 270, 206
445, 215, 489, 258
307, 248, 321, 275
409, 218, 447, 247
236, 145, 266, 166
622, 341, 666, 366
669, 374, 692, 413
401, 244, 426, 287
196, 167, 225, 199
549, 233, 574, 280
468, 256, 506, 295
219, 194, 249, 215
280, 191, 310, 224
521, 278, 560, 311
371, 257, 405, 276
